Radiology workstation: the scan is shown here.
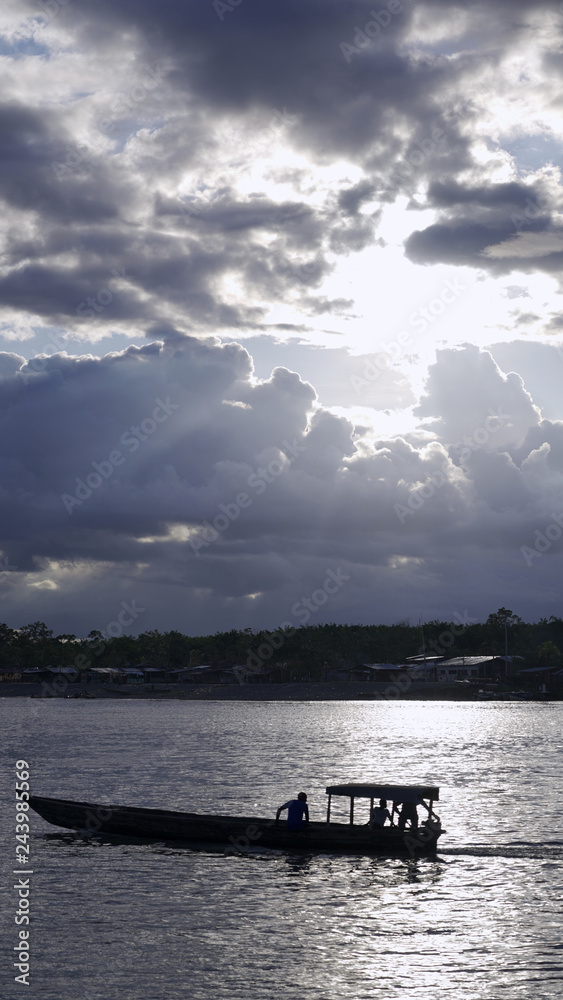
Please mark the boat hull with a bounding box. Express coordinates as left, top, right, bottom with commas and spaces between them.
29, 795, 442, 855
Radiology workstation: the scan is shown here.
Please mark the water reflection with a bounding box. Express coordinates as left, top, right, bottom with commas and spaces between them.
283, 853, 313, 881
4, 699, 563, 1000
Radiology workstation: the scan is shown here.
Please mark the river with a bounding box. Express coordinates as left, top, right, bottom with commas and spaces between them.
1, 698, 562, 999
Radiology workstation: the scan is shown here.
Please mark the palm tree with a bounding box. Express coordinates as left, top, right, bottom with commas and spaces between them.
537, 641, 561, 666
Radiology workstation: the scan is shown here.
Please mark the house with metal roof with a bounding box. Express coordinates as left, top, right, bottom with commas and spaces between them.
404, 654, 523, 682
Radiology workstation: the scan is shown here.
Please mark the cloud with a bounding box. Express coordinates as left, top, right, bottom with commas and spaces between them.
2, 0, 558, 342
2, 1, 563, 631
405, 178, 562, 274
415, 344, 541, 448
488, 341, 563, 422
1, 338, 563, 632
482, 231, 563, 260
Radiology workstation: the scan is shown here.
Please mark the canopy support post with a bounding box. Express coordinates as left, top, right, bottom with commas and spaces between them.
326, 794, 332, 825
420, 798, 440, 822
350, 797, 354, 826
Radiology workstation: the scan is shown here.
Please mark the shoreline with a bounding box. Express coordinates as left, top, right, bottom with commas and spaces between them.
0, 680, 552, 701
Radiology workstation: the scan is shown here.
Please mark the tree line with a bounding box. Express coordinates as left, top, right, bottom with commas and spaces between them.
0, 608, 562, 680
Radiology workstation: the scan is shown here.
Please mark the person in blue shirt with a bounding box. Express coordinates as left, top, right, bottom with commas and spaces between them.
275, 792, 309, 831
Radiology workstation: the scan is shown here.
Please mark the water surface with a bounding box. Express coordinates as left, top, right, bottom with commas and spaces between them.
1, 699, 562, 999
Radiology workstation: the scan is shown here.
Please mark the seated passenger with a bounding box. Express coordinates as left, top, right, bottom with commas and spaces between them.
371, 798, 392, 827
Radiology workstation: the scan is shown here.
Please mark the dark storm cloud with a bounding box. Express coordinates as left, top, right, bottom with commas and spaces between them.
0, 103, 119, 222
338, 180, 376, 216
1, 338, 563, 631
427, 180, 546, 210
34, 0, 553, 152
405, 179, 560, 273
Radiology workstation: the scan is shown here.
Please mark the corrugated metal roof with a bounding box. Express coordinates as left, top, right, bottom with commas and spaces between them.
441, 655, 523, 666
360, 663, 400, 670
405, 655, 444, 662
438, 656, 496, 666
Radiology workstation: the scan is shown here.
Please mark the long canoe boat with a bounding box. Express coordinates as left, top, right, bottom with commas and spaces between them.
29, 783, 443, 856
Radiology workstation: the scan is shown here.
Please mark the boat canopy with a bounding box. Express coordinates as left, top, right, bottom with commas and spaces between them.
326, 784, 439, 803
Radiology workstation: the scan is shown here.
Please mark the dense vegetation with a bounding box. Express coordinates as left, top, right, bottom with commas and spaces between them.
1, 609, 562, 680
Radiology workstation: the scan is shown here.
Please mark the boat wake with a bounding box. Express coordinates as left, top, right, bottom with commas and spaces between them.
438, 842, 563, 860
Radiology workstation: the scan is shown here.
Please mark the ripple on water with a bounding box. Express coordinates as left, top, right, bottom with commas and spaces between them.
1, 699, 562, 1000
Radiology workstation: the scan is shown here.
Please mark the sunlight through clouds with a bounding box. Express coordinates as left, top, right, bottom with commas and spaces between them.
1, 0, 563, 632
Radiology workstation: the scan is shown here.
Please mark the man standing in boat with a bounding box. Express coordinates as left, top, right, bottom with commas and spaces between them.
396, 798, 419, 832
276, 792, 309, 831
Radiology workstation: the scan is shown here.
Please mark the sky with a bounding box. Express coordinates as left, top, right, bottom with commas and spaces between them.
1, 0, 563, 638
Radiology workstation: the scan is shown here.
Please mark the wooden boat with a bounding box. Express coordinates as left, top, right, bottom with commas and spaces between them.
29, 784, 443, 855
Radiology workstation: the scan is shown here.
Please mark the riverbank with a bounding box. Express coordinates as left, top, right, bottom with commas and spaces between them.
0, 680, 551, 700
